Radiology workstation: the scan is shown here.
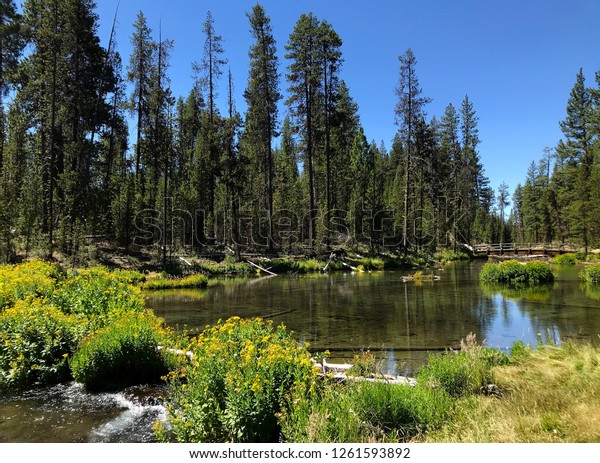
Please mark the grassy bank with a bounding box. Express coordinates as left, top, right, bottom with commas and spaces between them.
420, 341, 600, 442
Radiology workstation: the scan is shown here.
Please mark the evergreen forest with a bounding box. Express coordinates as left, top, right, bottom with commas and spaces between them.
1, 0, 600, 266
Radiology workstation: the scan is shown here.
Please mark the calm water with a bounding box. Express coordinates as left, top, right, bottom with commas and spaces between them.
148, 262, 600, 373
1, 261, 599, 442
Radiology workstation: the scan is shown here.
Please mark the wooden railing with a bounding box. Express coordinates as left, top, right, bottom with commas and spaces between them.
471, 243, 577, 255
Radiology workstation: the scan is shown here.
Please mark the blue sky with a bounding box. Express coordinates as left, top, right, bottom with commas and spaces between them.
94, 0, 600, 203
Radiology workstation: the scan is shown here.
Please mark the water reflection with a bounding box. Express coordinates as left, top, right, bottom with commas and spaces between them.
147, 262, 600, 373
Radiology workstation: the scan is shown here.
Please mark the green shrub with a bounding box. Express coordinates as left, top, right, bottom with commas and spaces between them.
142, 273, 208, 290
163, 317, 316, 443
479, 260, 554, 284
0, 300, 88, 389
71, 310, 177, 391
580, 264, 600, 283
347, 350, 377, 377
434, 249, 470, 262
195, 260, 252, 276
418, 350, 493, 397
0, 260, 62, 311
356, 258, 385, 271
51, 267, 145, 317
279, 381, 453, 443
270, 258, 327, 274
550, 253, 577, 265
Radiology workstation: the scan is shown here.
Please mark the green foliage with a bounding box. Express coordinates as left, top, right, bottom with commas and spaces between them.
347, 350, 377, 377
479, 260, 554, 284
0, 299, 88, 390
355, 257, 385, 271
550, 253, 577, 265
418, 349, 494, 397
508, 341, 532, 364
194, 260, 251, 276
0, 260, 62, 311
51, 267, 145, 317
434, 249, 470, 262
164, 317, 316, 443
279, 381, 453, 443
111, 269, 147, 284
142, 273, 208, 290
70, 310, 177, 391
0, 263, 169, 391
580, 264, 600, 283
270, 258, 326, 274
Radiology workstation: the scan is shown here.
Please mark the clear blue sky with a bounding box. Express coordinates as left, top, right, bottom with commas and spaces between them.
94, 0, 600, 203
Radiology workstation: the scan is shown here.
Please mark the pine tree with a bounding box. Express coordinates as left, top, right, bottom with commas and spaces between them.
285, 13, 323, 247
126, 11, 155, 191
497, 182, 510, 242
194, 11, 227, 232
556, 69, 594, 250
317, 20, 342, 244
0, 0, 24, 172
394, 49, 430, 254
273, 116, 302, 252
244, 4, 280, 252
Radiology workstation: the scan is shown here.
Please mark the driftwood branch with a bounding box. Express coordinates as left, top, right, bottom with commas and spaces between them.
245, 259, 277, 276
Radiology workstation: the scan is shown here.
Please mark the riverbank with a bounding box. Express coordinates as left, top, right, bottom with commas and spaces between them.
417, 340, 600, 442
11, 241, 471, 276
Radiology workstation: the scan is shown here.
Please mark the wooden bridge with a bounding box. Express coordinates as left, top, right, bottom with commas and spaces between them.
469, 243, 577, 257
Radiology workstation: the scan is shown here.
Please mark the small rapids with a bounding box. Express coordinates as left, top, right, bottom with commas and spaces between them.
0, 382, 167, 443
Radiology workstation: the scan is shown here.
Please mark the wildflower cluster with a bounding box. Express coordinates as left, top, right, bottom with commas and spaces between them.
164, 317, 317, 443
0, 260, 62, 311
0, 261, 174, 391
51, 267, 145, 317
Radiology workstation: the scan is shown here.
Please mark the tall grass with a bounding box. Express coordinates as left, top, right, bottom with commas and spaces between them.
420, 342, 600, 442
279, 380, 453, 443
142, 273, 208, 290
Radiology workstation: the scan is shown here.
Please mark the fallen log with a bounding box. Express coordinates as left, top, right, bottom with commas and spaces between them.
246, 259, 278, 276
